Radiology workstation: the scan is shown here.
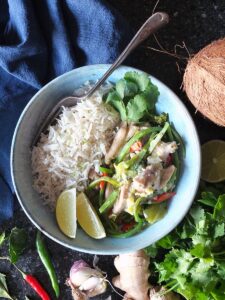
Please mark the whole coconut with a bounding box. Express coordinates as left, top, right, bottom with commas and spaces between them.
183, 38, 225, 126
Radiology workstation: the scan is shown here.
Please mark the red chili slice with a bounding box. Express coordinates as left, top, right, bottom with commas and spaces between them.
130, 140, 142, 153
153, 192, 176, 203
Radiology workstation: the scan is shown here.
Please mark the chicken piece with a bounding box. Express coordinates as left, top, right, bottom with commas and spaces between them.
105, 182, 114, 199
160, 165, 176, 189
112, 183, 130, 215
151, 141, 177, 162
88, 168, 100, 180
105, 122, 128, 164
125, 124, 139, 141
132, 164, 162, 193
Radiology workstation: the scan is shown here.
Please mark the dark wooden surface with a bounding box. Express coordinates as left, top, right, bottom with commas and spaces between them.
1, 1, 225, 299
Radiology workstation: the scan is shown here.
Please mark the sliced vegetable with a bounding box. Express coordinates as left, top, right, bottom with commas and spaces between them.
144, 204, 167, 224
130, 140, 142, 152
99, 190, 119, 214
108, 221, 144, 238
153, 192, 176, 203
88, 177, 120, 189
116, 127, 160, 163
99, 166, 114, 175
149, 122, 169, 153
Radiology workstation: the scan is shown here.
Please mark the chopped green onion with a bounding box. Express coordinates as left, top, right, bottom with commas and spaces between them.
99, 191, 119, 214
88, 177, 120, 189
149, 122, 169, 154
116, 127, 161, 163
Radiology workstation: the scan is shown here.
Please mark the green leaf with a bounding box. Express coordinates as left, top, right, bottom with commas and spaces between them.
0, 232, 5, 247
214, 223, 225, 238
145, 244, 158, 258
156, 233, 179, 249
9, 227, 27, 263
0, 273, 13, 299
116, 79, 138, 99
198, 192, 217, 208
213, 195, 225, 221
105, 91, 127, 121
124, 71, 150, 91
126, 94, 149, 122
190, 243, 210, 258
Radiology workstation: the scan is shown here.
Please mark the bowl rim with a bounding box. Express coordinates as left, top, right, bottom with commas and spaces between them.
11, 64, 201, 254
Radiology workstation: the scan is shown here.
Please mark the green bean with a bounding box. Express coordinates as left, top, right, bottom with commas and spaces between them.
88, 177, 120, 189
36, 231, 59, 298
149, 122, 169, 153
99, 190, 119, 214
167, 125, 180, 179
108, 221, 144, 238
171, 127, 186, 158
116, 127, 161, 163
99, 166, 114, 175
99, 189, 105, 206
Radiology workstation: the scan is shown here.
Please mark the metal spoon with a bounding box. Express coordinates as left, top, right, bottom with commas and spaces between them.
32, 12, 169, 147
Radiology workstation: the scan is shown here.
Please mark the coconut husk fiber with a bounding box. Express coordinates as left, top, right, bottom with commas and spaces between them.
183, 38, 225, 126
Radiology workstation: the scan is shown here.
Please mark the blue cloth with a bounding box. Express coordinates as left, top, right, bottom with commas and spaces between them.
0, 0, 132, 224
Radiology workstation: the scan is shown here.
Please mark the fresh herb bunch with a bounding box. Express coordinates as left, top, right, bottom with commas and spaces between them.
104, 71, 167, 123
146, 182, 225, 300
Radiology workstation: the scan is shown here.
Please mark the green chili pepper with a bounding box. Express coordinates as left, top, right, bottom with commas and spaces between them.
116, 127, 161, 163
108, 221, 144, 238
99, 190, 119, 214
36, 231, 60, 298
88, 177, 120, 189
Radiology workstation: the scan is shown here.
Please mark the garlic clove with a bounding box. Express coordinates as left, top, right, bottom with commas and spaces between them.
79, 276, 101, 291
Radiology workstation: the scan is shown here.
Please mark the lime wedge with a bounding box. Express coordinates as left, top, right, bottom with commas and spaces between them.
143, 205, 166, 224
77, 192, 106, 239
56, 188, 77, 238
201, 140, 225, 183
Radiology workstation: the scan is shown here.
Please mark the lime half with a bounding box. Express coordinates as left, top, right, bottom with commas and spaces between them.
201, 140, 225, 183
77, 192, 106, 239
56, 188, 77, 238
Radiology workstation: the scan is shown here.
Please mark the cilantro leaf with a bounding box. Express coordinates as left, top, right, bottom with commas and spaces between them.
126, 94, 149, 122
213, 194, 225, 221
105, 71, 159, 123
105, 90, 127, 121
198, 191, 217, 208
124, 71, 150, 91
115, 79, 138, 99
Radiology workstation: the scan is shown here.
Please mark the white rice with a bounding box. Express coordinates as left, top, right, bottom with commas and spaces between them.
32, 89, 120, 209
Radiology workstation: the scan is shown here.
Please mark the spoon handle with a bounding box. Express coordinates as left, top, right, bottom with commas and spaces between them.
82, 12, 169, 99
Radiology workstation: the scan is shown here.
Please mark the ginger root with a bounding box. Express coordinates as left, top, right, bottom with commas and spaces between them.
112, 250, 150, 300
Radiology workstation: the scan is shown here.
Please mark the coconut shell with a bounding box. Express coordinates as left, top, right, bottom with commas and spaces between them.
183, 38, 225, 126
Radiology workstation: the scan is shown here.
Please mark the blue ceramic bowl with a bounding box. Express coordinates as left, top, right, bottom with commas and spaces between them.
11, 65, 201, 254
